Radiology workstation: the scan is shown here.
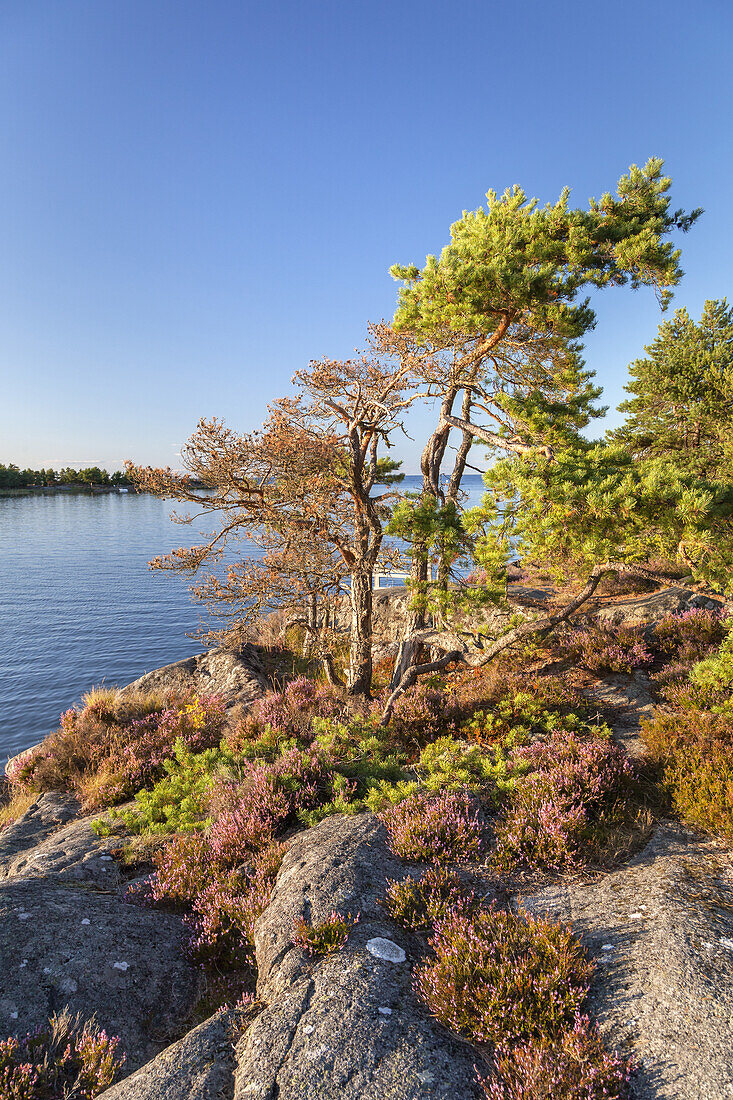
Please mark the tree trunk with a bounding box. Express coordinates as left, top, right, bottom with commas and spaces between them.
322, 651, 344, 688
301, 592, 318, 658
347, 571, 373, 696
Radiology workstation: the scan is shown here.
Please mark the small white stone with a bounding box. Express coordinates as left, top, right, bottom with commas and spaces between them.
113, 961, 130, 971
366, 938, 406, 963
601, 944, 615, 951
81, 919, 90, 926
99, 855, 113, 861
19, 960, 28, 969
10, 1012, 18, 1020
416, 1071, 435, 1084
302, 1024, 315, 1034
629, 912, 644, 919
720, 938, 733, 951
378, 1006, 392, 1016
18, 912, 32, 920
42, 967, 52, 975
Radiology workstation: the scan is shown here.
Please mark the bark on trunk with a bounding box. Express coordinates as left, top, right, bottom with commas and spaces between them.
322, 651, 345, 688
348, 571, 373, 696
301, 593, 318, 658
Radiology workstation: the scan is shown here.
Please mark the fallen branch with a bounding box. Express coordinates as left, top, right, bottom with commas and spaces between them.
381, 561, 675, 723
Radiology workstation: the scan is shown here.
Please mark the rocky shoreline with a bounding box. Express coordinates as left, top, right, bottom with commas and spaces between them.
2, 586, 732, 1099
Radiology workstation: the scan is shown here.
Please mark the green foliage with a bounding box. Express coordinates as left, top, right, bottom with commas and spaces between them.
478, 442, 733, 589
99, 740, 235, 835
387, 495, 503, 622
391, 159, 698, 338
0, 463, 131, 489
613, 298, 733, 479
417, 736, 520, 800
685, 627, 733, 711
460, 692, 600, 747
292, 911, 358, 956
642, 708, 733, 842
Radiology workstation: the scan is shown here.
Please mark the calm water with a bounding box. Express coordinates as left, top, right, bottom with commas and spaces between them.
0, 476, 487, 763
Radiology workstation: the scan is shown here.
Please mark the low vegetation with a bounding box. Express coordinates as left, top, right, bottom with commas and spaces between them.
0, 1010, 124, 1100
414, 906, 592, 1045
292, 911, 359, 956
10, 689, 225, 811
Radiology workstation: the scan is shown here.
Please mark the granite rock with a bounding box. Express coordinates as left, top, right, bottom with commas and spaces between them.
519, 823, 733, 1100
98, 1008, 241, 1100
120, 646, 269, 716
235, 813, 484, 1100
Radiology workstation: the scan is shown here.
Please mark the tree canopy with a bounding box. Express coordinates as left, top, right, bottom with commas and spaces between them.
612, 298, 733, 478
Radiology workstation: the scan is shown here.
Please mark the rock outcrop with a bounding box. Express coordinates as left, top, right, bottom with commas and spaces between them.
588, 671, 658, 759
519, 823, 733, 1100
235, 812, 484, 1100
593, 586, 728, 628
4, 790, 733, 1099
120, 646, 268, 717
0, 794, 199, 1077
99, 1009, 241, 1100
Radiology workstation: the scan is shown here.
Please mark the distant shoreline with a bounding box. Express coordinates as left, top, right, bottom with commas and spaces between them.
0, 485, 133, 497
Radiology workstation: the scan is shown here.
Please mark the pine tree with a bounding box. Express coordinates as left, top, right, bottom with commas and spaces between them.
613, 299, 733, 478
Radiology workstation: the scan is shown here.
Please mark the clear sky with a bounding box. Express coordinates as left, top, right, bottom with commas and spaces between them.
1, 0, 731, 472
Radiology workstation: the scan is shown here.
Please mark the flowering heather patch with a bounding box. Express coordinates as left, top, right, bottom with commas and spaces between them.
483, 1014, 633, 1099
147, 830, 212, 907
248, 679, 346, 743
140, 825, 288, 967
658, 625, 733, 713
653, 606, 724, 659
384, 866, 478, 930
292, 910, 359, 956
87, 694, 226, 805
563, 622, 653, 673
186, 842, 288, 967
0, 1009, 124, 1099
414, 907, 592, 1045
493, 729, 633, 871
4, 745, 42, 787
381, 790, 484, 863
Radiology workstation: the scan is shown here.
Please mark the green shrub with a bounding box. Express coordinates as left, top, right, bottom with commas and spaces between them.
98, 740, 235, 836
292, 911, 358, 956
642, 708, 733, 841
384, 867, 477, 930
683, 628, 733, 711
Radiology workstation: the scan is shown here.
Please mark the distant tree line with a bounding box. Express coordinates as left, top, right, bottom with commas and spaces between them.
0, 464, 133, 489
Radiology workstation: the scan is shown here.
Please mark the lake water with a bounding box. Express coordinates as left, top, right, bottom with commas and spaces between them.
0, 475, 487, 763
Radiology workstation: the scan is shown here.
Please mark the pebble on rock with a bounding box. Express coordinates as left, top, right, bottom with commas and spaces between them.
366, 937, 406, 963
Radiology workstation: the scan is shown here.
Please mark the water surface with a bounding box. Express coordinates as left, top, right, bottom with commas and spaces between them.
0, 476, 487, 762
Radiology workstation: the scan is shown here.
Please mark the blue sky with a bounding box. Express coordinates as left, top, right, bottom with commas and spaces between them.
1, 0, 731, 472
